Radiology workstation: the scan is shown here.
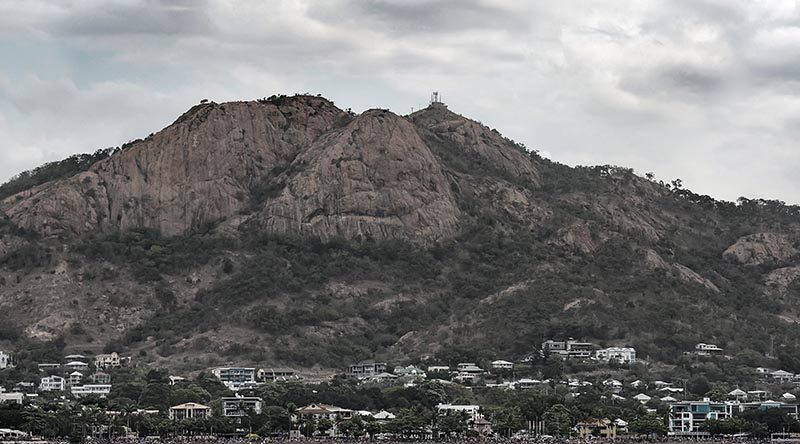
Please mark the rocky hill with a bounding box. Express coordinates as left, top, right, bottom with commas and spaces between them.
0, 94, 799, 373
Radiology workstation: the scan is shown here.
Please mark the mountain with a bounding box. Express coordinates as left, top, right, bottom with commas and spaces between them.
0, 94, 799, 373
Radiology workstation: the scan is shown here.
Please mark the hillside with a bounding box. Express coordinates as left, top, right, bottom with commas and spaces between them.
0, 94, 799, 374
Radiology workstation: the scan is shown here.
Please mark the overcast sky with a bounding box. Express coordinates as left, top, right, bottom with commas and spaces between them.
1, 0, 798, 204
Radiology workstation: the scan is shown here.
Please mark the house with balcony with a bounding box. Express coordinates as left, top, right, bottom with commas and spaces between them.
491, 360, 514, 370
348, 363, 387, 379
91, 372, 111, 385
95, 352, 126, 369
64, 361, 89, 372
258, 368, 298, 382
668, 399, 735, 435
71, 384, 111, 397
212, 367, 257, 391
222, 396, 263, 418
542, 339, 596, 359
694, 343, 723, 356
595, 347, 636, 364
169, 402, 211, 420
295, 404, 355, 436
0, 352, 12, 369
39, 376, 65, 392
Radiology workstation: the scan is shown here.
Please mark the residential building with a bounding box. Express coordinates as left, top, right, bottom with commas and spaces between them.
258, 368, 298, 382
728, 389, 747, 401
772, 370, 795, 383
514, 378, 541, 390
668, 400, 735, 435
169, 376, 186, 385
595, 347, 636, 364
64, 354, 87, 361
367, 372, 398, 384
348, 363, 386, 379
694, 343, 723, 355
0, 352, 12, 369
0, 392, 23, 404
454, 364, 485, 384
68, 371, 83, 386
39, 376, 66, 392
212, 367, 256, 390
295, 404, 354, 436
64, 361, 89, 372
602, 379, 623, 393
373, 410, 396, 421
633, 393, 652, 404
575, 419, 617, 439
491, 360, 514, 370
427, 365, 450, 373
37, 363, 60, 372
169, 402, 211, 420
747, 390, 770, 401
436, 404, 482, 422
13, 382, 35, 394
221, 396, 263, 417
71, 384, 111, 397
91, 372, 111, 385
95, 352, 125, 369
542, 339, 596, 359
394, 365, 427, 378
740, 401, 799, 419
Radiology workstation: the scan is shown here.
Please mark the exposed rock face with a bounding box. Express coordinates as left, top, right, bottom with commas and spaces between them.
723, 233, 798, 265
410, 104, 540, 183
672, 263, 720, 293
2, 97, 348, 237
258, 109, 460, 240
766, 266, 800, 294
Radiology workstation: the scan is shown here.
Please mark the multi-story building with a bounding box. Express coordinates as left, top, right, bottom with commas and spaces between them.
258, 368, 298, 382
0, 351, 12, 369
348, 363, 386, 379
169, 402, 211, 420
221, 396, 263, 417
71, 384, 111, 397
37, 363, 61, 372
68, 371, 83, 386
739, 401, 799, 419
454, 363, 485, 384
64, 361, 89, 372
542, 339, 596, 359
0, 391, 24, 404
436, 404, 482, 422
595, 347, 637, 364
295, 404, 354, 436
668, 400, 735, 435
212, 367, 256, 390
91, 372, 111, 385
95, 352, 125, 369
39, 376, 66, 392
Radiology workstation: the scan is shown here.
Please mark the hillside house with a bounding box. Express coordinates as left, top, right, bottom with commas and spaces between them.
491, 360, 514, 370
668, 399, 734, 435
0, 352, 12, 369
694, 343, 723, 356
212, 367, 257, 390
39, 376, 65, 392
436, 404, 482, 422
633, 393, 652, 404
394, 365, 427, 378
95, 352, 126, 369
575, 419, 617, 439
0, 391, 24, 405
728, 389, 748, 401
222, 396, 263, 417
427, 365, 450, 373
295, 403, 354, 436
64, 361, 89, 372
602, 379, 623, 393
595, 347, 636, 364
68, 371, 83, 386
543, 339, 596, 359
514, 378, 541, 389
258, 368, 298, 382
71, 384, 111, 397
63, 354, 87, 361
91, 372, 111, 384
169, 402, 211, 420
348, 363, 386, 379
37, 363, 60, 372
771, 370, 795, 383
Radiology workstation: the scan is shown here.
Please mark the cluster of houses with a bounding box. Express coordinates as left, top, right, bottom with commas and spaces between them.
210, 366, 300, 391
346, 360, 523, 386
540, 340, 637, 364
0, 352, 130, 403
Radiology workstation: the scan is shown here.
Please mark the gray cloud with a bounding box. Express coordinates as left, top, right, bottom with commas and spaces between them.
0, 0, 798, 204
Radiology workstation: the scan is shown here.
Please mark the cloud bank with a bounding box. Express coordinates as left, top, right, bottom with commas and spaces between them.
1, 0, 798, 203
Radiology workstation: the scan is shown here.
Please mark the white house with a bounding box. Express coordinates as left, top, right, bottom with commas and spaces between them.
169, 402, 211, 420
728, 389, 748, 401
221, 396, 263, 417
427, 365, 450, 373
0, 352, 12, 369
348, 363, 387, 379
633, 393, 652, 404
40, 376, 66, 392
212, 367, 257, 391
602, 379, 623, 393
491, 360, 514, 370
373, 410, 396, 421
436, 404, 482, 422
64, 361, 89, 372
514, 378, 541, 390
394, 365, 427, 378
71, 384, 111, 397
694, 343, 723, 355
595, 347, 636, 364
771, 370, 795, 383
95, 352, 126, 369
0, 392, 24, 404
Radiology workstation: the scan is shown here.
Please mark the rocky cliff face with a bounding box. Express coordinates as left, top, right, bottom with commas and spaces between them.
0, 97, 538, 241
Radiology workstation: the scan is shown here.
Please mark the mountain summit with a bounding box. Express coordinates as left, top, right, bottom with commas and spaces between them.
0, 94, 798, 372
